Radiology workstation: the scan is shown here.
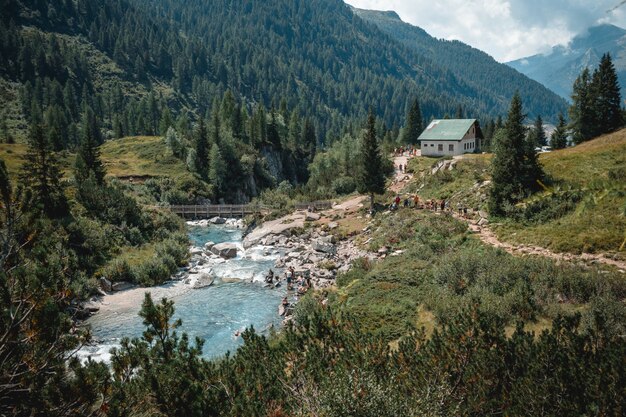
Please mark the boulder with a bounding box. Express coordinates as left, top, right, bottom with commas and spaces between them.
204, 241, 216, 252
98, 276, 112, 292
305, 212, 321, 221
478, 218, 489, 226
312, 239, 336, 254
211, 243, 238, 259
111, 281, 134, 292
209, 217, 227, 225
478, 210, 489, 219
378, 246, 389, 255
327, 222, 339, 230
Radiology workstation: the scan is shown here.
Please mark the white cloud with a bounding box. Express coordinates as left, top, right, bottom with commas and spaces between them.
344, 0, 626, 62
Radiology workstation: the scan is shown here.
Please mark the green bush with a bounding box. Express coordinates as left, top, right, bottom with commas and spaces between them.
101, 258, 136, 283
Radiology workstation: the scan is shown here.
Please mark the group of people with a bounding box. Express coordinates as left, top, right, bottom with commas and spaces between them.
394, 145, 419, 157
390, 194, 452, 213
275, 266, 313, 316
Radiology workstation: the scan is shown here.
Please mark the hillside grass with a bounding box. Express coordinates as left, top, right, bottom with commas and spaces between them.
0, 136, 189, 181
100, 136, 188, 178
330, 209, 626, 342
402, 131, 626, 255
494, 130, 626, 255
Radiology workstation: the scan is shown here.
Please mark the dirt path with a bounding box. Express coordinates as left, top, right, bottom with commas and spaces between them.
454, 213, 626, 271
390, 155, 414, 193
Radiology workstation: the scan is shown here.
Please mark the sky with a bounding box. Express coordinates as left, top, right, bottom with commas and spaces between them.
344, 0, 626, 62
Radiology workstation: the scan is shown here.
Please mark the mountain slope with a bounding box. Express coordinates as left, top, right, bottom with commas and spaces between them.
352, 7, 568, 122
507, 24, 626, 100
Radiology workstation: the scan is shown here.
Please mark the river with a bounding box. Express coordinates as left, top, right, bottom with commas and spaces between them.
79, 222, 287, 362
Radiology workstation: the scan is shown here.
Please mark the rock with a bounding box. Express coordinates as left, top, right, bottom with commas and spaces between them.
83, 302, 100, 313
319, 235, 335, 244
478, 210, 488, 219
190, 247, 204, 256
305, 212, 321, 221
328, 222, 338, 230
112, 281, 134, 292
478, 218, 489, 226
204, 241, 216, 252
209, 217, 227, 225
98, 276, 112, 292
211, 243, 238, 259
312, 239, 336, 254
378, 246, 389, 255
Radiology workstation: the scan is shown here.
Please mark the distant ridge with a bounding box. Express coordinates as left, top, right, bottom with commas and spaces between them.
507, 24, 626, 100
352, 7, 568, 122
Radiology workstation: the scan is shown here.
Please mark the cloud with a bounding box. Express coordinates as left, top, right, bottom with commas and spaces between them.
345, 0, 626, 62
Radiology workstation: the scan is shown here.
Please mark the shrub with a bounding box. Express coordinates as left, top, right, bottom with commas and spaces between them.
101, 258, 136, 283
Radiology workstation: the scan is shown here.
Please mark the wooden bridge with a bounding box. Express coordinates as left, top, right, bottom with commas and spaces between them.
163, 201, 332, 219
166, 204, 262, 219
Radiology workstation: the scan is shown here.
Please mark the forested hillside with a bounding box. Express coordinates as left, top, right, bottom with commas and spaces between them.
1, 0, 568, 148
353, 8, 568, 122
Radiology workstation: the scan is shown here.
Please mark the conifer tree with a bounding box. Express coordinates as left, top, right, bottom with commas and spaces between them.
528, 115, 546, 147
301, 118, 317, 163
591, 53, 623, 134
208, 143, 226, 199
357, 110, 386, 211
550, 113, 568, 149
569, 68, 595, 144
489, 92, 542, 216
20, 120, 68, 218
404, 98, 422, 144
194, 117, 208, 178
75, 108, 106, 186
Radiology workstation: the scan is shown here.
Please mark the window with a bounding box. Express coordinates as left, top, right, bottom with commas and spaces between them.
423, 143, 427, 147
449, 144, 454, 151
438, 144, 443, 152
430, 144, 434, 147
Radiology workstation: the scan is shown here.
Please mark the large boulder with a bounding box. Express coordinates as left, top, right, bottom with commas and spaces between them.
204, 241, 216, 252
305, 212, 321, 221
98, 276, 112, 292
111, 281, 134, 292
312, 239, 336, 254
211, 243, 238, 259
209, 217, 227, 225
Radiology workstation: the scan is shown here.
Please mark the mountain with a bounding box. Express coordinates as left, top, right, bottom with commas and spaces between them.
352, 7, 568, 122
507, 24, 626, 100
1, 0, 569, 147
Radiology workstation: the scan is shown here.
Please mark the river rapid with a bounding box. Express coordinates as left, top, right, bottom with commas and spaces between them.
79, 221, 287, 362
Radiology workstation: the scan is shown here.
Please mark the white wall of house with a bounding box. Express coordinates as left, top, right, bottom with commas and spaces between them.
421, 138, 477, 157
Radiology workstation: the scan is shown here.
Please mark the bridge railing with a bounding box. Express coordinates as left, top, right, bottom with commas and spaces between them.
294, 201, 332, 211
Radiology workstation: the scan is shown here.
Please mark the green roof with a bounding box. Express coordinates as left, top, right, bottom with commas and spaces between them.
418, 119, 477, 141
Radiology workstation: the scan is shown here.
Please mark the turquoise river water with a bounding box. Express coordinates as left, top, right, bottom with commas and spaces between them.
80, 224, 286, 362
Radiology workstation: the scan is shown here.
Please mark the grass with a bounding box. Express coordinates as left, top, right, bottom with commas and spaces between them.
494, 130, 626, 255
0, 136, 190, 182
100, 136, 189, 178
330, 208, 626, 343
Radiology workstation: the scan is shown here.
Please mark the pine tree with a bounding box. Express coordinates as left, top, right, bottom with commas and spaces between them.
208, 143, 226, 199
528, 115, 546, 148
591, 53, 623, 135
550, 113, 568, 149
194, 117, 209, 178
403, 98, 422, 144
357, 110, 386, 211
301, 118, 317, 163
75, 110, 106, 186
20, 120, 68, 218
489, 92, 542, 216
569, 68, 595, 144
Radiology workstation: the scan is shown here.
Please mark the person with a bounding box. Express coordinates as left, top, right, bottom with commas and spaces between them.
463, 207, 468, 218
395, 195, 401, 206
413, 195, 420, 208
265, 269, 274, 284
287, 267, 294, 290
403, 197, 409, 208
440, 200, 445, 212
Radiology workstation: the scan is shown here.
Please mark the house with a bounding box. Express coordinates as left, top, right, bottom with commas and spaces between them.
418, 119, 483, 157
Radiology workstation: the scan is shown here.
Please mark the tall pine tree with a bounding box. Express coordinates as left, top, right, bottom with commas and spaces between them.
20, 120, 68, 218
550, 113, 568, 149
194, 117, 209, 178
75, 108, 106, 186
403, 98, 422, 144
528, 115, 546, 148
591, 53, 623, 135
489, 92, 542, 216
357, 110, 386, 211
